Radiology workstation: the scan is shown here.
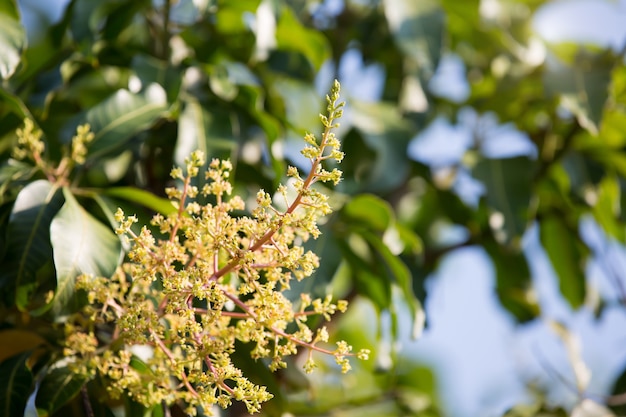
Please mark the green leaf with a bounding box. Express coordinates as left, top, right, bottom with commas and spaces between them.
0, 0, 26, 80
275, 6, 331, 71
103, 187, 177, 216
540, 216, 588, 309
543, 47, 614, 134
85, 84, 168, 159
349, 100, 414, 192
382, 0, 444, 77
35, 365, 88, 416
48, 188, 122, 316
360, 230, 425, 339
484, 241, 539, 322
338, 235, 392, 311
0, 180, 64, 310
0, 351, 34, 417
175, 97, 237, 168
342, 194, 393, 233
473, 157, 534, 245
592, 175, 624, 241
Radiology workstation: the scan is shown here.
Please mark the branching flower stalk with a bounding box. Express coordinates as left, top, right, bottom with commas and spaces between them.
65, 80, 369, 415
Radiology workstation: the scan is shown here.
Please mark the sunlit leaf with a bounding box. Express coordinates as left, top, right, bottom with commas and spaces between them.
275, 6, 330, 71
540, 216, 588, 309
0, 352, 33, 417
48, 188, 122, 316
0, 0, 26, 80
342, 194, 393, 232
103, 187, 177, 216
35, 366, 88, 416
0, 180, 64, 310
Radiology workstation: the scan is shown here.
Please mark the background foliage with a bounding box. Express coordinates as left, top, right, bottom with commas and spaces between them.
1, 0, 626, 416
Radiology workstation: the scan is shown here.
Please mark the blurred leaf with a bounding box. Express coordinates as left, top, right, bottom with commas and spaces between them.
0, 180, 64, 310
540, 216, 588, 309
35, 365, 88, 416
361, 230, 424, 339
349, 100, 414, 192
338, 236, 392, 311
543, 48, 614, 134
103, 187, 177, 216
382, 0, 444, 77
484, 241, 539, 322
275, 6, 330, 71
473, 157, 533, 244
48, 188, 122, 317
0, 329, 48, 363
342, 194, 393, 232
84, 84, 168, 159
0, 0, 26, 80
175, 97, 237, 169
0, 351, 33, 417
592, 175, 624, 241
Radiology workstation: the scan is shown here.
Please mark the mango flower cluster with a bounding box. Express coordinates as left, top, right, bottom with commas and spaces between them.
65, 81, 369, 415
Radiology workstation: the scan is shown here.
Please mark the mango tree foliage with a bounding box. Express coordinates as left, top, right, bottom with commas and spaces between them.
0, 0, 625, 416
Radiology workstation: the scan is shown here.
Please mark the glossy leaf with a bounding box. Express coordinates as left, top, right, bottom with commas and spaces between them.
85, 84, 168, 159
48, 188, 122, 316
35, 365, 88, 416
0, 351, 33, 417
0, 0, 26, 80
0, 180, 64, 310
540, 216, 588, 309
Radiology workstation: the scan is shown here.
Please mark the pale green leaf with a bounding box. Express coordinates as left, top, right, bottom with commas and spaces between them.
0, 0, 26, 80
49, 188, 122, 316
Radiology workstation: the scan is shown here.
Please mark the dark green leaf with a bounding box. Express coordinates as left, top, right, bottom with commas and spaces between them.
543, 48, 614, 134
0, 0, 26, 80
382, 0, 444, 77
540, 216, 588, 309
175, 97, 237, 168
48, 188, 122, 316
473, 157, 534, 245
484, 241, 539, 322
35, 365, 88, 416
349, 100, 414, 192
0, 180, 64, 310
85, 84, 168, 159
0, 351, 34, 417
360, 230, 425, 338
